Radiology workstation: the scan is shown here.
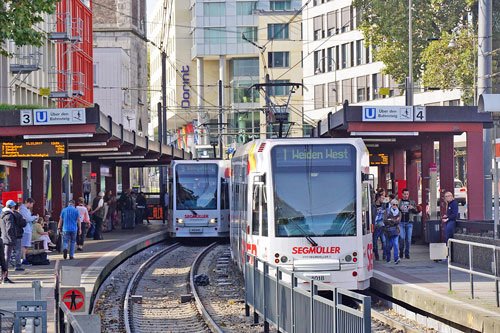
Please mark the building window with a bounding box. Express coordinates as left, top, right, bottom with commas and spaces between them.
388, 75, 401, 97
270, 0, 291, 11
328, 81, 338, 107
341, 43, 349, 69
314, 84, 325, 109
238, 27, 257, 43
313, 0, 323, 6
232, 58, 259, 76
204, 3, 225, 16
444, 99, 461, 106
350, 42, 354, 67
327, 11, 337, 36
355, 8, 362, 28
365, 44, 370, 63
342, 78, 353, 103
269, 80, 290, 96
268, 24, 289, 40
341, 6, 351, 33
313, 15, 323, 40
93, 63, 98, 86
234, 81, 260, 103
268, 52, 289, 68
236, 2, 257, 15
357, 76, 367, 102
205, 28, 225, 44
314, 50, 325, 73
327, 47, 334, 71
356, 40, 365, 66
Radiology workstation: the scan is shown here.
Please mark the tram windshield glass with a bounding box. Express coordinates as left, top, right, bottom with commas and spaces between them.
175, 164, 218, 210
271, 144, 357, 237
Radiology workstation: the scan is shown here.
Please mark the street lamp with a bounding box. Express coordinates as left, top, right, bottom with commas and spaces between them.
314, 55, 338, 113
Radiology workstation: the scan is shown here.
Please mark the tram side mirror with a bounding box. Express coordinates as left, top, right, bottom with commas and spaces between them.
254, 174, 266, 185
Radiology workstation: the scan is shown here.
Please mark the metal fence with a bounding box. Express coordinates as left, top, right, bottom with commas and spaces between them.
245, 254, 371, 333
448, 238, 500, 307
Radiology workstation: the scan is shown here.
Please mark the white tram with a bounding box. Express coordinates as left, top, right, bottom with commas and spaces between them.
230, 138, 373, 290
167, 160, 230, 238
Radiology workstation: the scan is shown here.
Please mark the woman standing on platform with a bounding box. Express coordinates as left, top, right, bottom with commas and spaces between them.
384, 199, 401, 264
442, 192, 458, 243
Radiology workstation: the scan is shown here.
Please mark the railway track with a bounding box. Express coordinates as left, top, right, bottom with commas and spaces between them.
124, 242, 222, 333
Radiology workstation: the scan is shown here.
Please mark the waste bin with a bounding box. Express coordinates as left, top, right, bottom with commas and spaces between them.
412, 215, 422, 242
425, 220, 442, 243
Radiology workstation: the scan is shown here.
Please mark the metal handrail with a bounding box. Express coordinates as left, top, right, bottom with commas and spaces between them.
59, 303, 87, 333
448, 238, 500, 307
245, 253, 371, 333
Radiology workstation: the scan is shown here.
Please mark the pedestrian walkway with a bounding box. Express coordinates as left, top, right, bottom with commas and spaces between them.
0, 221, 168, 332
372, 243, 500, 332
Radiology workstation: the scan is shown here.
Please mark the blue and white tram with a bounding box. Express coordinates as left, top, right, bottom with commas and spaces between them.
230, 138, 373, 290
167, 159, 230, 238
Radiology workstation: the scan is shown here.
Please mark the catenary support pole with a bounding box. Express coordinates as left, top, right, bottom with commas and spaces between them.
218, 80, 223, 159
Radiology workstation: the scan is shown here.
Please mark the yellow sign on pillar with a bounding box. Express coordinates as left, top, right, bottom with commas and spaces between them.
39, 88, 51, 96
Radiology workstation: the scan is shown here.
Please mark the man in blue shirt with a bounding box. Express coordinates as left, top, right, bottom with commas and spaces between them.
57, 200, 81, 260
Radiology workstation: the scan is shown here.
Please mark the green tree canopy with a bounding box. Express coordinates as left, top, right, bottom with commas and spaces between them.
0, 0, 59, 56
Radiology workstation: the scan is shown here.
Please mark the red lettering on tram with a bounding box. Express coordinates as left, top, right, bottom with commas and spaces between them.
366, 243, 373, 271
291, 246, 340, 254
184, 214, 209, 218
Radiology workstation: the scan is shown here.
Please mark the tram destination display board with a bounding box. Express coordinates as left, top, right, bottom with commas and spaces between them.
1, 141, 66, 159
369, 153, 389, 166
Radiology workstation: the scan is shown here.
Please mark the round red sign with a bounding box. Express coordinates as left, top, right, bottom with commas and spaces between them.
62, 289, 84, 311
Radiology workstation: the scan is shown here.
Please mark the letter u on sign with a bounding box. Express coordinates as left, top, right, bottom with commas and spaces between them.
364, 108, 376, 120
35, 111, 48, 123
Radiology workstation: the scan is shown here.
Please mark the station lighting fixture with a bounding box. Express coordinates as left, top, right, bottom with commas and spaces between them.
365, 144, 380, 148
99, 155, 144, 160
68, 148, 119, 153
24, 133, 94, 139
350, 132, 419, 136
363, 138, 396, 142
81, 152, 132, 157
68, 142, 107, 147
115, 159, 159, 163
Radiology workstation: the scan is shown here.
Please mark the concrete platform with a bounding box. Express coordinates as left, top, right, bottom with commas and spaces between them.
372, 243, 500, 332
0, 221, 169, 332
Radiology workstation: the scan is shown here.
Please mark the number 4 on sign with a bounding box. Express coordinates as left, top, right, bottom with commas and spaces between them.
414, 106, 426, 122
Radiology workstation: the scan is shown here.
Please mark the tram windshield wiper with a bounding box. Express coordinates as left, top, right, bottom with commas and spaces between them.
190, 209, 197, 216
288, 217, 318, 247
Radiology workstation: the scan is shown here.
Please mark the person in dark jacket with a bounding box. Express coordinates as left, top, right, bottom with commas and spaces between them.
442, 191, 459, 243
136, 192, 147, 225
0, 200, 17, 283
384, 199, 401, 264
12, 203, 26, 271
0, 212, 9, 283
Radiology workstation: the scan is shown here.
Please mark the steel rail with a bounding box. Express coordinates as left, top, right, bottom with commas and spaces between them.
124, 242, 181, 333
190, 242, 224, 333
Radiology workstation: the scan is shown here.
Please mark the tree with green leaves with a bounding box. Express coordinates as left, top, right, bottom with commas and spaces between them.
353, 0, 500, 103
0, 0, 59, 56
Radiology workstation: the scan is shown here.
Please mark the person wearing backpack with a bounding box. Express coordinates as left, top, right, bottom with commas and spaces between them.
91, 191, 105, 240
0, 200, 17, 283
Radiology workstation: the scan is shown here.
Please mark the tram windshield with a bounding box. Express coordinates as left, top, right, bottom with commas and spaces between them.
271, 144, 357, 237
175, 164, 218, 210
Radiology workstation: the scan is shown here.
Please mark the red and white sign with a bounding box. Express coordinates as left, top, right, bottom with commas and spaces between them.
60, 287, 86, 312
292, 246, 340, 255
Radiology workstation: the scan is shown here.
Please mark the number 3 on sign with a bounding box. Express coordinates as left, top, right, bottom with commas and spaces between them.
413, 106, 426, 122
20, 110, 33, 126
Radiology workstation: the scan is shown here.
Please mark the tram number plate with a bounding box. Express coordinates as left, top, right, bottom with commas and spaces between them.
304, 273, 329, 282
189, 228, 203, 233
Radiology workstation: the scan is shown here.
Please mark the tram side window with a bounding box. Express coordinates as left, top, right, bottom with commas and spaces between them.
362, 183, 370, 235
252, 184, 260, 235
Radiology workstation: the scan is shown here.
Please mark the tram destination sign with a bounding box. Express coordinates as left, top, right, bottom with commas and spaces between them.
369, 153, 389, 166
1, 141, 67, 159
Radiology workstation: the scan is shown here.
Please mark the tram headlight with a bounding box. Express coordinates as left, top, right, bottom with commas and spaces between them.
176, 218, 184, 224
345, 255, 352, 262
281, 256, 288, 263
209, 218, 217, 224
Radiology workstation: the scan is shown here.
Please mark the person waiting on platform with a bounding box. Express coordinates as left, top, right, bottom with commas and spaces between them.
91, 192, 105, 240
32, 217, 55, 251
442, 191, 458, 243
76, 197, 90, 251
384, 199, 401, 264
58, 200, 82, 260
398, 189, 418, 260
